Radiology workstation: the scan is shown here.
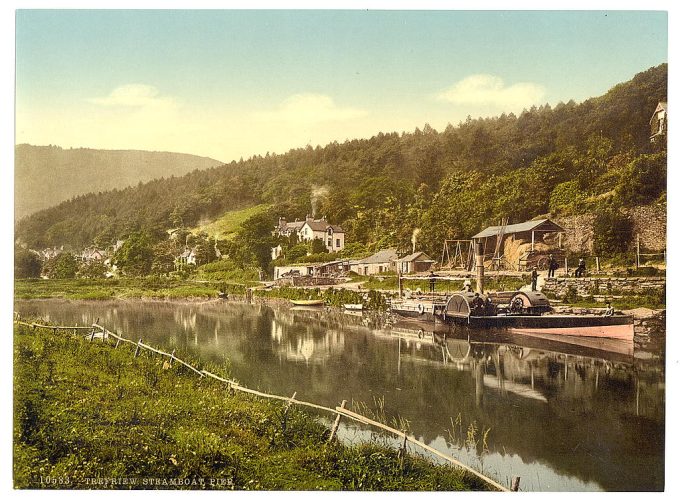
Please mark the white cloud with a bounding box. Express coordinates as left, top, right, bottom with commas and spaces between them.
88, 84, 177, 108
437, 74, 546, 111
254, 93, 367, 124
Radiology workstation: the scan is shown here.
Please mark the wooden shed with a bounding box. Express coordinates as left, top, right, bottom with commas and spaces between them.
472, 219, 565, 257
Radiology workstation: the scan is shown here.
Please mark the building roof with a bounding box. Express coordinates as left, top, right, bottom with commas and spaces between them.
302, 218, 344, 233
472, 219, 565, 239
398, 251, 435, 263
354, 248, 398, 265
279, 220, 305, 232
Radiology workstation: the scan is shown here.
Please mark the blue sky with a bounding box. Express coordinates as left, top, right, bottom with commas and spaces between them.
15, 10, 668, 162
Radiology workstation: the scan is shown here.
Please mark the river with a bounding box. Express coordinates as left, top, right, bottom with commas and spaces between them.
14, 298, 665, 491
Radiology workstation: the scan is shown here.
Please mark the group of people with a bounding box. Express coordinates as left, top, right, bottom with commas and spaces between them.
530, 254, 587, 290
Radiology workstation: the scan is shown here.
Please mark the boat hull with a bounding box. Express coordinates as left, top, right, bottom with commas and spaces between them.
290, 299, 324, 306
445, 314, 634, 340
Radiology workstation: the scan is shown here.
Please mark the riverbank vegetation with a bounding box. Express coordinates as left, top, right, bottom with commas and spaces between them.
14, 278, 247, 301
14, 323, 492, 490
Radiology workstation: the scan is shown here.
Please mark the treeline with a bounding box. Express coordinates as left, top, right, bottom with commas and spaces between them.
16, 64, 667, 263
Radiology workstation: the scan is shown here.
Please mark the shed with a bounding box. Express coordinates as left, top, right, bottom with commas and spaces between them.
349, 249, 398, 276
473, 219, 565, 256
396, 251, 435, 274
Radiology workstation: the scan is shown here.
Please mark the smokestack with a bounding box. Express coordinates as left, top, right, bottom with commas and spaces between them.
475, 240, 484, 294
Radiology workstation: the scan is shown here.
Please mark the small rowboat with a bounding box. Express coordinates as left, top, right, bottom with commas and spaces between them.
291, 299, 324, 306
343, 303, 363, 311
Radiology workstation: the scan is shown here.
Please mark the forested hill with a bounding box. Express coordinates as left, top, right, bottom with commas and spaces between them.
16, 64, 667, 255
14, 145, 223, 219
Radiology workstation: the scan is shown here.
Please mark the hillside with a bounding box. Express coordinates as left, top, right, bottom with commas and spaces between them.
191, 204, 272, 239
14, 145, 223, 219
15, 64, 667, 256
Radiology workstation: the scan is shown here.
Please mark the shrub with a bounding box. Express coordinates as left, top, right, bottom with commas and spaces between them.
592, 211, 633, 256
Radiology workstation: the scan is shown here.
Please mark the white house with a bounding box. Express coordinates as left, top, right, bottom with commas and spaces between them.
176, 248, 197, 267
349, 249, 398, 276
650, 101, 667, 143
298, 217, 345, 253
274, 216, 345, 253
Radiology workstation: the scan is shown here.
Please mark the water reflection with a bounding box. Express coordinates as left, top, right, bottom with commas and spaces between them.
15, 299, 664, 491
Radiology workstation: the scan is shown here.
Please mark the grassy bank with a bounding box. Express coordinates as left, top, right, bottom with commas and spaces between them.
13, 324, 492, 490
14, 278, 247, 301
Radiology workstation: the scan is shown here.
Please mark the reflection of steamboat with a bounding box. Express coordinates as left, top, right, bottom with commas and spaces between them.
390, 242, 634, 340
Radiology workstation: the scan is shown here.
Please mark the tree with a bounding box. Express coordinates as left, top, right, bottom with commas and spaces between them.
114, 232, 153, 276
235, 211, 275, 274
310, 238, 327, 254
593, 210, 633, 256
615, 151, 666, 206
15, 248, 42, 278
78, 260, 107, 279
50, 252, 78, 279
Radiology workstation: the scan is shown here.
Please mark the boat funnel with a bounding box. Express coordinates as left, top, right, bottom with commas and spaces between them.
475, 240, 484, 293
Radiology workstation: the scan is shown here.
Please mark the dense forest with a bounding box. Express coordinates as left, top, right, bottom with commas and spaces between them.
14, 145, 223, 219
16, 64, 667, 267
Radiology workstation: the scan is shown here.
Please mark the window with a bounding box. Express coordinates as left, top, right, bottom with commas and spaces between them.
336, 239, 340, 248
327, 238, 331, 247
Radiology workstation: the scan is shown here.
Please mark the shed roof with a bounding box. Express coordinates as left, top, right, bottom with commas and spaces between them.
472, 219, 564, 239
398, 251, 435, 263
354, 248, 398, 265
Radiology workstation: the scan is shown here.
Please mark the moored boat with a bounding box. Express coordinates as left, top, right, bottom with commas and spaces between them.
290, 299, 324, 306
442, 291, 634, 340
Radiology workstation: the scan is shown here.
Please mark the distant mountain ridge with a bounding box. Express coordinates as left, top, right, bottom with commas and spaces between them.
14, 145, 223, 219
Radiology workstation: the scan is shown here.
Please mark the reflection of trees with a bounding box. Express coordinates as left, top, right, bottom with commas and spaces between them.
16, 299, 665, 491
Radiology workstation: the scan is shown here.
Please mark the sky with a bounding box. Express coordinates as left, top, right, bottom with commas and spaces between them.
15, 9, 668, 163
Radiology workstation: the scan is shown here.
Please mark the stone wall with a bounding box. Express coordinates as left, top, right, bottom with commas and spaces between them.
542, 276, 665, 298
555, 204, 666, 254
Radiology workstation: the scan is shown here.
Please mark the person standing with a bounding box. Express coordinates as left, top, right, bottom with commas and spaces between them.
531, 267, 538, 291
429, 271, 437, 294
548, 254, 557, 278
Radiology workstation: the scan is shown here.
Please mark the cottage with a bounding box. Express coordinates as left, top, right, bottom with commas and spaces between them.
349, 249, 398, 276
79, 247, 107, 262
650, 101, 667, 143
274, 216, 345, 254
395, 251, 435, 274
176, 248, 197, 267
297, 217, 345, 253
274, 217, 306, 238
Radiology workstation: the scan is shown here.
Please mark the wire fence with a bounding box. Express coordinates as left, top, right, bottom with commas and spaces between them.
13, 313, 513, 492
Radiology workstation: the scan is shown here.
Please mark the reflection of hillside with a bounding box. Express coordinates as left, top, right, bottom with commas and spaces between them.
271, 318, 346, 364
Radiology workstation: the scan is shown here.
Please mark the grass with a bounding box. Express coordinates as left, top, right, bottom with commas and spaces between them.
191, 204, 271, 239
13, 323, 491, 490
14, 278, 247, 301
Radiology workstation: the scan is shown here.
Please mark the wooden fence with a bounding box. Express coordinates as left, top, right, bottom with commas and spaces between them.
13, 314, 514, 492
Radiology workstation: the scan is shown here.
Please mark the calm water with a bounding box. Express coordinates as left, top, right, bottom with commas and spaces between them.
15, 299, 665, 491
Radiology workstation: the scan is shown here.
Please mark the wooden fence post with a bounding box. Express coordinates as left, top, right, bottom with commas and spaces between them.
89, 326, 96, 342
134, 338, 142, 358
281, 392, 297, 435
398, 430, 408, 459
636, 234, 641, 269
114, 336, 120, 349
168, 349, 176, 367
564, 257, 568, 276
595, 256, 600, 273
511, 476, 521, 491
327, 399, 347, 444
